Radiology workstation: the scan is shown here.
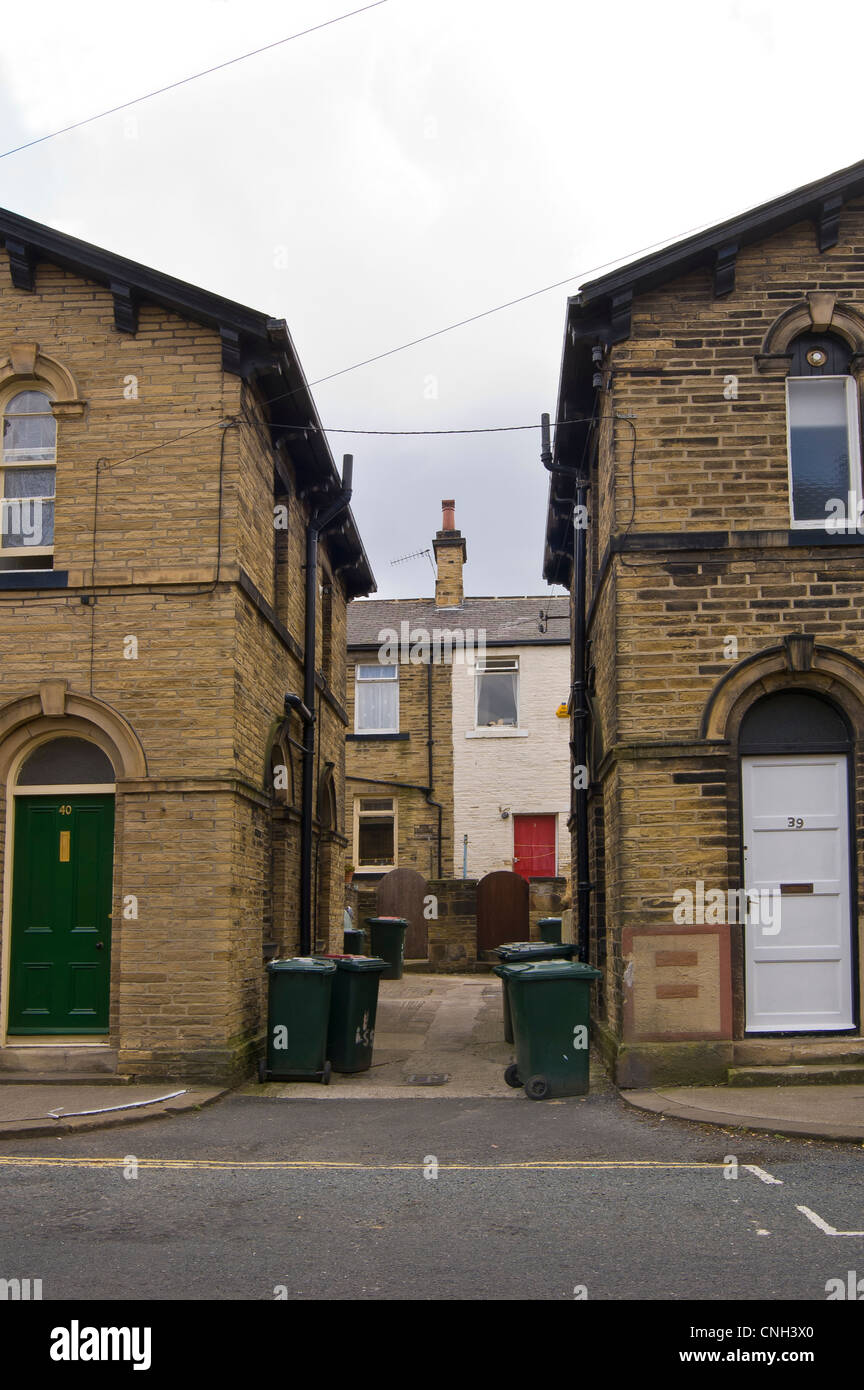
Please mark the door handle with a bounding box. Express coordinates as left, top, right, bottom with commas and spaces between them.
95, 940, 104, 950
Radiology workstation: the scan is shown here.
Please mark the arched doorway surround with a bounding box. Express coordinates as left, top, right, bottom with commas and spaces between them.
0, 682, 146, 1041
702, 641, 864, 1037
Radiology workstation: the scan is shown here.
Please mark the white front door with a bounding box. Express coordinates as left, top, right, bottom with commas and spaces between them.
742, 754, 854, 1032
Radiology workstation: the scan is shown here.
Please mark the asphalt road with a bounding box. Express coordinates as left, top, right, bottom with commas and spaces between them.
0, 1089, 862, 1303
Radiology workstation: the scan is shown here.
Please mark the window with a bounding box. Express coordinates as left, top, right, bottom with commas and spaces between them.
1, 389, 56, 569
17, 737, 114, 788
785, 333, 862, 528
354, 663, 399, 733
354, 796, 396, 870
475, 657, 519, 727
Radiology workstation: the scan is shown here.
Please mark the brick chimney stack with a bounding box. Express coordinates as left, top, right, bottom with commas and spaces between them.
433, 498, 466, 608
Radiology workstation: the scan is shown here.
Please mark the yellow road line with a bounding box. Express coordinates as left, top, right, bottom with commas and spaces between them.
0, 1156, 727, 1172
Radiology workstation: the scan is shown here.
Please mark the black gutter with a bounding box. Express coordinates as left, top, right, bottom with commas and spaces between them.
296, 454, 354, 956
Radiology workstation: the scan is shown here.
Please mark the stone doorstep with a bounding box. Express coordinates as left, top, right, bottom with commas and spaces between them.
727, 1063, 864, 1087
0, 1046, 118, 1075
0, 1073, 133, 1086
731, 1038, 864, 1066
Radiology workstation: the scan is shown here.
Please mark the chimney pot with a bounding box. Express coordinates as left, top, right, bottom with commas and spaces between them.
441, 499, 456, 531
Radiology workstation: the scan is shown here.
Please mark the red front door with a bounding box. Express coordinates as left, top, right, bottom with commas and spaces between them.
513, 814, 557, 880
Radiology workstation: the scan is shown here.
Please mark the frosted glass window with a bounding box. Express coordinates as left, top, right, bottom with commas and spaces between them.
787, 376, 859, 525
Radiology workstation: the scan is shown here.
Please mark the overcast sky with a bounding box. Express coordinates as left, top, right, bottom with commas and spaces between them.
3, 0, 864, 598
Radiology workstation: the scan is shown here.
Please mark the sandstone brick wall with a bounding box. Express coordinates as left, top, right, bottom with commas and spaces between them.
345, 647, 454, 879
579, 199, 864, 1072
0, 250, 352, 1082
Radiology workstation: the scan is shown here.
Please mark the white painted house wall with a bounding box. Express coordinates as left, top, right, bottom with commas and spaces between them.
451, 643, 572, 879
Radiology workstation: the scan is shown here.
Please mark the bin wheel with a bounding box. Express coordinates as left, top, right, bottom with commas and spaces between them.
322, 1061, 332, 1085
258, 1059, 267, 1084
525, 1075, 550, 1100
504, 1063, 523, 1089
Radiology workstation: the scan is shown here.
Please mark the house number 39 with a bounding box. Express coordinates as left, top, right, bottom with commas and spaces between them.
787, 816, 804, 828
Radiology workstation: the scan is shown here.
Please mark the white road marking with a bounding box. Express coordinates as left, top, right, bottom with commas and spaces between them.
797, 1204, 864, 1237
743, 1164, 783, 1185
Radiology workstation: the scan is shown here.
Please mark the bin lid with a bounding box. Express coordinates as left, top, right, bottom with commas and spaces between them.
267, 956, 337, 974
365, 916, 409, 927
536, 917, 563, 926
494, 941, 576, 959
313, 954, 389, 973
493, 960, 602, 982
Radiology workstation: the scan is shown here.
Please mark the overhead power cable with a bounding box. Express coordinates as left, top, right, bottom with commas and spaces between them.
100, 412, 596, 475
0, 1, 391, 162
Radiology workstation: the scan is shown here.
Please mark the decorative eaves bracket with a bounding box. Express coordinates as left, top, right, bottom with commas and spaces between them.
6, 238, 35, 292
110, 282, 139, 334
610, 289, 633, 343
714, 242, 738, 297
818, 195, 843, 252
220, 326, 242, 374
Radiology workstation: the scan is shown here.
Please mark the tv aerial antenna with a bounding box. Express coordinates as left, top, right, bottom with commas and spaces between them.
391, 547, 437, 577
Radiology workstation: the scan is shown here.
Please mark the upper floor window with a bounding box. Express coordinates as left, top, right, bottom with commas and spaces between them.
475, 656, 519, 727
1, 389, 56, 568
354, 663, 399, 733
786, 333, 862, 529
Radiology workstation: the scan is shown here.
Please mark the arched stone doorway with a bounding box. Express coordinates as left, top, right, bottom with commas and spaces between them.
737, 689, 855, 1035
0, 682, 145, 1045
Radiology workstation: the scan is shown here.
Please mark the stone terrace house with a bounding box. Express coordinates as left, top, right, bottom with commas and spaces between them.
544, 157, 864, 1088
347, 501, 571, 886
0, 209, 373, 1085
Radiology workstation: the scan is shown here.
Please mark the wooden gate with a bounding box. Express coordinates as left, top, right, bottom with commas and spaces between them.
377, 867, 429, 960
476, 870, 529, 952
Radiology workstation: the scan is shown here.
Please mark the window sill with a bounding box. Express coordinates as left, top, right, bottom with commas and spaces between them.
347, 732, 409, 741
466, 728, 529, 739
786, 529, 864, 546
0, 569, 67, 589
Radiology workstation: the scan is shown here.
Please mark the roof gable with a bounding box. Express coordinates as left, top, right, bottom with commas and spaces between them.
0, 206, 375, 596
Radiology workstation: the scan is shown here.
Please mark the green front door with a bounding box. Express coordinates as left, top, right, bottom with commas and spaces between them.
8, 794, 114, 1034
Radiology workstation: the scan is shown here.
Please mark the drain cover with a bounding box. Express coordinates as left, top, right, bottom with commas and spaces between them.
404, 1074, 450, 1086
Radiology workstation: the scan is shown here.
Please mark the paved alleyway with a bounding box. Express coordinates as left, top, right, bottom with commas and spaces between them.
244, 972, 606, 1101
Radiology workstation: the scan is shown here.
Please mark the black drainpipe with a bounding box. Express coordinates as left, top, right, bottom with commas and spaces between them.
542, 412, 592, 963
293, 454, 353, 956
425, 661, 444, 877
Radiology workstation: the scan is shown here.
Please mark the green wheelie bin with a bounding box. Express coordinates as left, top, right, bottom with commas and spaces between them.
537, 916, 563, 944
259, 956, 336, 1084
315, 954, 388, 1073
366, 916, 408, 980
343, 926, 366, 955
494, 940, 577, 1043
494, 958, 602, 1100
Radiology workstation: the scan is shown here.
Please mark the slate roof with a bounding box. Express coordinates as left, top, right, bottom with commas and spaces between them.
348, 595, 569, 648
